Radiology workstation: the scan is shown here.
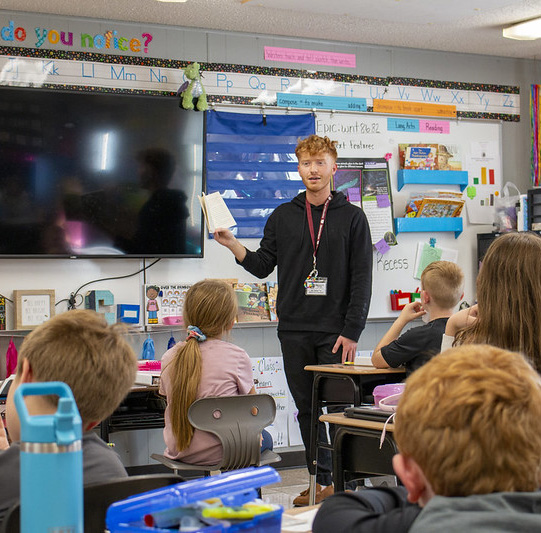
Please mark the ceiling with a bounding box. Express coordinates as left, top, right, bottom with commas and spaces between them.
4, 0, 541, 60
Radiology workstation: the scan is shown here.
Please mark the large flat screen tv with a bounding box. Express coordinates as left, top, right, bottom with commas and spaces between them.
0, 86, 204, 258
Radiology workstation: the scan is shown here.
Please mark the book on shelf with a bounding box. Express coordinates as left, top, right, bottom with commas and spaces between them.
0, 296, 5, 330
404, 146, 437, 170
405, 190, 464, 217
234, 282, 271, 322
198, 191, 236, 233
437, 144, 462, 170
517, 194, 528, 232
398, 143, 461, 170
416, 197, 465, 218
266, 282, 278, 322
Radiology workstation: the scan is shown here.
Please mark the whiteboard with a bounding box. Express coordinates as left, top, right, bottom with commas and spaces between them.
315, 113, 501, 319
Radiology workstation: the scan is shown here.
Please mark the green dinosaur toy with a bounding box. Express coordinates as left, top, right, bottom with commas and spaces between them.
178, 62, 208, 111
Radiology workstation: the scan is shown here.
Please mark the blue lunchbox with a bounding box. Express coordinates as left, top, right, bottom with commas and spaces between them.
106, 466, 283, 533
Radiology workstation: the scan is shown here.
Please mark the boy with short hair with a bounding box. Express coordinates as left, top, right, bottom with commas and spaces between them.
313, 344, 541, 532
371, 261, 464, 375
0, 309, 137, 508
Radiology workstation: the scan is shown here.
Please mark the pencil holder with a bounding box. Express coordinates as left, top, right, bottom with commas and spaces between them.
390, 291, 412, 311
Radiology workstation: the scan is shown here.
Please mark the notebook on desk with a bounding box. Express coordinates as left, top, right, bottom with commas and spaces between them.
344, 405, 391, 422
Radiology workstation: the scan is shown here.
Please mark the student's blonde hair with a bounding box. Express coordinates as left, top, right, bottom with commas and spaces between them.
295, 135, 338, 161
394, 344, 541, 496
421, 260, 464, 309
165, 279, 238, 451
455, 232, 541, 372
17, 310, 137, 426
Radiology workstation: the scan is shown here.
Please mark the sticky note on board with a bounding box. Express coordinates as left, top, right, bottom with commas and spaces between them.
415, 243, 442, 278
348, 188, 361, 202
374, 238, 391, 255
377, 195, 391, 208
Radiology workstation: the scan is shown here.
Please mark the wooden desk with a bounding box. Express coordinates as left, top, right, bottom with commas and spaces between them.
304, 364, 405, 505
320, 412, 397, 492
304, 364, 405, 378
319, 412, 395, 432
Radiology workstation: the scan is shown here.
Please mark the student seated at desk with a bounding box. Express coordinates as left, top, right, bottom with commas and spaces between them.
371, 261, 464, 375
442, 231, 541, 374
159, 279, 272, 465
0, 310, 137, 510
313, 344, 541, 533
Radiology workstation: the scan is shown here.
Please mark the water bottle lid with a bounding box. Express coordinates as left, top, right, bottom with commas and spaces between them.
15, 382, 82, 444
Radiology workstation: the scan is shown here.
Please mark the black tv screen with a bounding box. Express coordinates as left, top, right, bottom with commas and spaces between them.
0, 86, 204, 258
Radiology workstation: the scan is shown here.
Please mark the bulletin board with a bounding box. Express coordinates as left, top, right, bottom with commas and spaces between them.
314, 113, 502, 319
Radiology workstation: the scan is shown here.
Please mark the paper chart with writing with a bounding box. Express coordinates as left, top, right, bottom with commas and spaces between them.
252, 356, 300, 448
413, 242, 459, 279
465, 140, 502, 224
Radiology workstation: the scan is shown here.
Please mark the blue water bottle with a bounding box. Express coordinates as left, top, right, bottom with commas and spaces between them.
15, 382, 83, 533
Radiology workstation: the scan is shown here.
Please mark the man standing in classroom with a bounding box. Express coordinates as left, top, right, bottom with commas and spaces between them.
214, 134, 372, 504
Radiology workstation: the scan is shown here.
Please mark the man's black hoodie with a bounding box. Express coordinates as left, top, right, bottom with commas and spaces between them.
240, 191, 372, 341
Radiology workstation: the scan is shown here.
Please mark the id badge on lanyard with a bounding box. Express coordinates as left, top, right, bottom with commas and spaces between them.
304, 195, 331, 296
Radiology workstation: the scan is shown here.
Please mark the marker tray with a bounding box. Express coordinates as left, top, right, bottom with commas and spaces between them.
106, 466, 283, 533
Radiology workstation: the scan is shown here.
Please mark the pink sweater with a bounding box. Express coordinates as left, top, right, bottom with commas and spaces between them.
159, 339, 254, 465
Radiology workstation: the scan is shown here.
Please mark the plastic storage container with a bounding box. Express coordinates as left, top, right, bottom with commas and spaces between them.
106, 466, 283, 533
373, 383, 405, 408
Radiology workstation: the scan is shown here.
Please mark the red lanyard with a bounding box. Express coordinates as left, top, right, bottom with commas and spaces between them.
306, 194, 332, 272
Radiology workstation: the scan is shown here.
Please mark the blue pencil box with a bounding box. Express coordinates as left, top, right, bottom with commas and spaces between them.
106, 466, 283, 533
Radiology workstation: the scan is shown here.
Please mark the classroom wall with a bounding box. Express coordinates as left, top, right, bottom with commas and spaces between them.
1, 10, 540, 463
0, 17, 537, 333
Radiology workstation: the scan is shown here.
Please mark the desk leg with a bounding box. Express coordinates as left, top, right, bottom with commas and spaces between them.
308, 373, 361, 505
308, 373, 322, 506
333, 427, 347, 492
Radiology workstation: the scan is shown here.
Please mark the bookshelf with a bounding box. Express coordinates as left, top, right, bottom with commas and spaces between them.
397, 169, 468, 191
394, 216, 463, 238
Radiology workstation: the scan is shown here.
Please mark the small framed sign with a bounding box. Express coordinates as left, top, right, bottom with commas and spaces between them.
13, 290, 55, 330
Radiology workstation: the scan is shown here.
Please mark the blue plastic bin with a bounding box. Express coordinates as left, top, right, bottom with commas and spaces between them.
106, 466, 283, 533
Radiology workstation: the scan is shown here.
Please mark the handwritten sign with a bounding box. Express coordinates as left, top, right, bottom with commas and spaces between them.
419, 120, 450, 134
265, 46, 356, 68
387, 118, 419, 132
13, 289, 55, 330
252, 356, 292, 448
373, 99, 457, 118
277, 93, 367, 111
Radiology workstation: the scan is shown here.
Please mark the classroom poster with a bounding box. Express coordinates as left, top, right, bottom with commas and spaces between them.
252, 356, 301, 448
334, 157, 395, 245
143, 283, 191, 326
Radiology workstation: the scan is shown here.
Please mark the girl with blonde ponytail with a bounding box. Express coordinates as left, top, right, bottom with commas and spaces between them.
159, 279, 272, 465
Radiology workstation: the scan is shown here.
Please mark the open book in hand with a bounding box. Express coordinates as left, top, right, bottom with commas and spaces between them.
198, 192, 237, 233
